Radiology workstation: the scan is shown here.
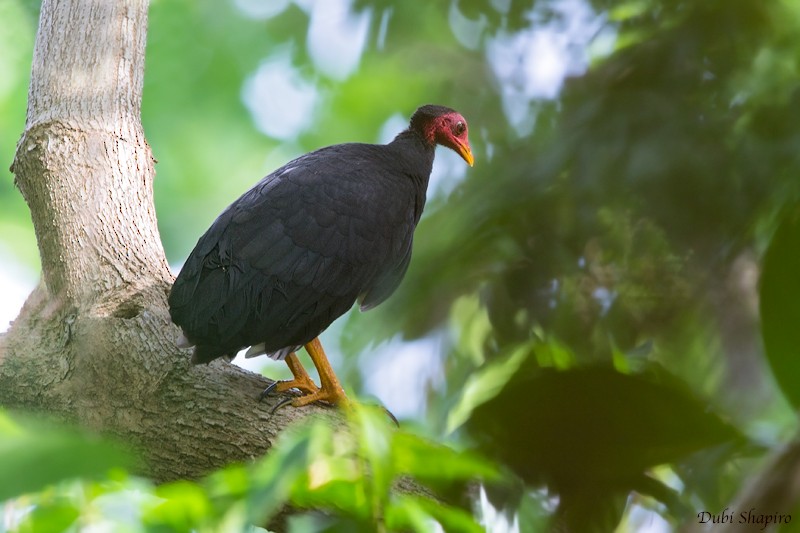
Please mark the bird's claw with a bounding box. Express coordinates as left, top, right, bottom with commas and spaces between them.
266, 389, 396, 424
258, 381, 280, 402
381, 406, 399, 427
268, 389, 339, 414
270, 396, 295, 414
259, 375, 320, 403
265, 385, 349, 414
261, 375, 329, 413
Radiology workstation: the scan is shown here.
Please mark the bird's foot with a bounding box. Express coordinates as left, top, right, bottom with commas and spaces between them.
264, 342, 350, 413
270, 384, 350, 414
291, 384, 349, 408
259, 375, 319, 402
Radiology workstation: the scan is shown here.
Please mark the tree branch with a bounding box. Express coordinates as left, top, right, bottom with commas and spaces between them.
1, 0, 335, 484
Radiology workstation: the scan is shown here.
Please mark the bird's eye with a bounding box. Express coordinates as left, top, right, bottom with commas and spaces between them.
454, 121, 465, 136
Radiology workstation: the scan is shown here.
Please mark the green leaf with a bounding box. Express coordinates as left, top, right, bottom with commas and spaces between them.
15, 499, 79, 533
0, 413, 133, 502
284, 405, 397, 523
291, 477, 367, 520
760, 208, 800, 408
392, 432, 498, 485
386, 495, 483, 533
243, 424, 322, 525
351, 404, 395, 513
182, 422, 325, 529
465, 364, 741, 509
446, 343, 531, 433
145, 480, 211, 532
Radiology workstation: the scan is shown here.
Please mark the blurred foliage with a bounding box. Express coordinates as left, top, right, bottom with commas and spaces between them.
3, 0, 800, 530
0, 411, 132, 502
0, 0, 38, 266
761, 207, 800, 409
1, 405, 495, 532
457, 349, 746, 531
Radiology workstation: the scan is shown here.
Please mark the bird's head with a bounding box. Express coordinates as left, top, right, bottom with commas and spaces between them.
411, 104, 474, 167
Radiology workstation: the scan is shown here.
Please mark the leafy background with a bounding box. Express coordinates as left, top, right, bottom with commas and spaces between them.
1, 0, 800, 531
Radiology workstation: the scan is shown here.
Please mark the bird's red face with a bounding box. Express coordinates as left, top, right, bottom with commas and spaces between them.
431, 113, 474, 167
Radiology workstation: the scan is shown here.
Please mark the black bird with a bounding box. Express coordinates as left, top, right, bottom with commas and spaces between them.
169, 105, 474, 407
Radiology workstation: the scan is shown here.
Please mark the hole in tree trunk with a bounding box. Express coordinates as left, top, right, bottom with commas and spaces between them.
112, 300, 144, 319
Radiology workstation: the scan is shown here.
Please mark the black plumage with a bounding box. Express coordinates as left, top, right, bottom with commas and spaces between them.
169, 105, 473, 383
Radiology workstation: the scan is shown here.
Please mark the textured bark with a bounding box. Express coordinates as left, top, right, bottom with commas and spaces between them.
0, 0, 329, 483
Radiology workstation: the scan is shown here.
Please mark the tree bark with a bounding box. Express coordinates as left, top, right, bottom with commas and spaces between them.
1, 0, 326, 483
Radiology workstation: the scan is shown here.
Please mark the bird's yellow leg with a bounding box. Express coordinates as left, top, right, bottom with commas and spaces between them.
290, 337, 350, 407
273, 352, 319, 395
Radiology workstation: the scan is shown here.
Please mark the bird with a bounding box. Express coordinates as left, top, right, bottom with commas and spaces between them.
168, 104, 474, 408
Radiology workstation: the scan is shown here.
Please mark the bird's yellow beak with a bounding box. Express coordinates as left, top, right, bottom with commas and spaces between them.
456, 141, 474, 167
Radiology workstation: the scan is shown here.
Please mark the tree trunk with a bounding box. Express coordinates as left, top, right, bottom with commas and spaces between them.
1, 0, 324, 483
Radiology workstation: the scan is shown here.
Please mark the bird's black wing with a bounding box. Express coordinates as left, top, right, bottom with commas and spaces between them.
169, 144, 418, 360
358, 238, 413, 311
